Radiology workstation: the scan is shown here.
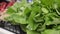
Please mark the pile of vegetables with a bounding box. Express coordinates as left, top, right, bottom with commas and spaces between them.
5, 0, 60, 34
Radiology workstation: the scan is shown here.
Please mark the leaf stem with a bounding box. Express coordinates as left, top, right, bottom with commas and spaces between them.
55, 9, 60, 15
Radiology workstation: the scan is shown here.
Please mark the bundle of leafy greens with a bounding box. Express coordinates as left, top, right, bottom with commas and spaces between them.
5, 0, 60, 34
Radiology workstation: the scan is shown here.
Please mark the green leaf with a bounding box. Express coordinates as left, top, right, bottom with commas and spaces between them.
55, 0, 60, 7
6, 7, 16, 14
41, 0, 55, 8
24, 7, 31, 16
57, 25, 60, 30
52, 18, 60, 24
27, 30, 40, 34
27, 23, 39, 30
6, 13, 28, 24
42, 29, 60, 34
41, 7, 49, 14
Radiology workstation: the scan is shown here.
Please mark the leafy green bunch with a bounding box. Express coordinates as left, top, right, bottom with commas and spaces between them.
5, 0, 60, 34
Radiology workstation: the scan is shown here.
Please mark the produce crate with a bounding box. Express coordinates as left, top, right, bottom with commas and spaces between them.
0, 20, 26, 34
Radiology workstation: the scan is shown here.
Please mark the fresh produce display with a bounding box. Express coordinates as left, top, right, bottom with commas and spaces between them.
4, 0, 60, 34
